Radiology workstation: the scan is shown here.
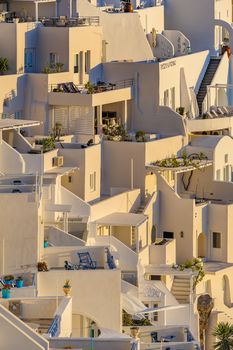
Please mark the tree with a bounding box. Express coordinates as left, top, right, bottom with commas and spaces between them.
213, 322, 233, 350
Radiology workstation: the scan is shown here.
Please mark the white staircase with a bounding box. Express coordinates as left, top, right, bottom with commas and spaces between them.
171, 276, 191, 304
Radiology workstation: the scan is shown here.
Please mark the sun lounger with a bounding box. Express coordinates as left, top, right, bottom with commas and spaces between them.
77, 252, 96, 269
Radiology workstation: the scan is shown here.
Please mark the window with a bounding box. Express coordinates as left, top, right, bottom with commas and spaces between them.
164, 89, 169, 107
170, 87, 175, 110
152, 303, 158, 322
74, 53, 79, 73
49, 52, 58, 65
68, 175, 72, 183
163, 231, 174, 239
216, 169, 221, 181
224, 154, 228, 163
213, 232, 221, 248
150, 275, 161, 280
144, 303, 149, 319
90, 172, 96, 192
85, 50, 91, 74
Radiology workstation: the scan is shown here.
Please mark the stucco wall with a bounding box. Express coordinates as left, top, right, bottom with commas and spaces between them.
37, 269, 122, 332
0, 193, 39, 274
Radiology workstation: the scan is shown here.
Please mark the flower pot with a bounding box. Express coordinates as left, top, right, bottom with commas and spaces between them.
16, 280, 24, 288
4, 280, 13, 286
63, 286, 71, 296
130, 327, 140, 339
124, 2, 133, 12
2, 289, 10, 299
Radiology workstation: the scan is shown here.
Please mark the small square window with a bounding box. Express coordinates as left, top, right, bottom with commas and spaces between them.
163, 231, 174, 239
213, 232, 221, 248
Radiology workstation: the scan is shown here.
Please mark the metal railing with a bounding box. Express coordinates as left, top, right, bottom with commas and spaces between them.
41, 16, 100, 27
4, 15, 99, 26
47, 315, 61, 337
48, 79, 134, 94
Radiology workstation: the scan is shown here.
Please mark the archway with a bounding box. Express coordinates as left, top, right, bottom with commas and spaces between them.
198, 233, 206, 258
222, 275, 231, 307
151, 225, 156, 243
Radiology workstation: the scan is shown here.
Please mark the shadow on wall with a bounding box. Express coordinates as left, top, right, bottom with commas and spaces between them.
89, 63, 103, 84
2, 75, 26, 117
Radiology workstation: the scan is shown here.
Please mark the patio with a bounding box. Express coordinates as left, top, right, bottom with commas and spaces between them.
95, 212, 148, 253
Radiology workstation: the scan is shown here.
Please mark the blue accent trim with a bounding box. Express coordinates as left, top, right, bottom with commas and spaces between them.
48, 315, 61, 337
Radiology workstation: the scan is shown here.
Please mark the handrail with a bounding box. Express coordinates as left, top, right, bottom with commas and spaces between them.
47, 315, 61, 337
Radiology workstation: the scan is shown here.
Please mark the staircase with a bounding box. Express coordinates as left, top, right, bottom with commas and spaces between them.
197, 58, 221, 115
171, 276, 191, 304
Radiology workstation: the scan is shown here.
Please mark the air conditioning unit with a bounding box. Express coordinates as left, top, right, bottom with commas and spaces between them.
53, 156, 64, 167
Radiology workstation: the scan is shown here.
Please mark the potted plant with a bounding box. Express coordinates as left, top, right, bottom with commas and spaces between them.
53, 122, 63, 141
2, 285, 11, 299
176, 107, 185, 116
0, 57, 9, 75
63, 280, 71, 296
42, 136, 56, 153
135, 130, 146, 142
55, 62, 64, 73
37, 261, 48, 272
4, 275, 14, 285
16, 276, 24, 288
84, 82, 95, 94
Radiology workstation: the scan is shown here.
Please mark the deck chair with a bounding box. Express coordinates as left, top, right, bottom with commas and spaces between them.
0, 279, 5, 289
216, 107, 225, 116
62, 83, 71, 93
64, 260, 78, 270
209, 108, 219, 118
206, 111, 214, 119
77, 252, 96, 269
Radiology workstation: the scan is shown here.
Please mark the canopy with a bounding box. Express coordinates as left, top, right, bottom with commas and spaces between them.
95, 212, 147, 227
0, 118, 40, 130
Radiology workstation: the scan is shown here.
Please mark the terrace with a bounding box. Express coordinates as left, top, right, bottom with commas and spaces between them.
0, 296, 72, 337
2, 11, 99, 26
48, 79, 134, 106
146, 154, 212, 175
48, 79, 134, 139
0, 174, 41, 194
43, 245, 118, 270
41, 16, 100, 27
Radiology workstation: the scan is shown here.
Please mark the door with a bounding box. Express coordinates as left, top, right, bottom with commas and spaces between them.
24, 48, 35, 73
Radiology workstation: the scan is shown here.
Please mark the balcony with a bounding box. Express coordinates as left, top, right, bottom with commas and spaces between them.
48, 80, 134, 107
149, 239, 176, 266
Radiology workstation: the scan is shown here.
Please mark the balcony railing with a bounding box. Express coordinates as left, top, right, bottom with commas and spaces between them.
47, 315, 61, 337
48, 79, 134, 94
41, 16, 100, 27
3, 14, 99, 26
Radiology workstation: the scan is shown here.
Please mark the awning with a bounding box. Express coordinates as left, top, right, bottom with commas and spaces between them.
0, 119, 40, 130
45, 204, 72, 212
45, 166, 78, 176
95, 212, 147, 227
137, 304, 187, 314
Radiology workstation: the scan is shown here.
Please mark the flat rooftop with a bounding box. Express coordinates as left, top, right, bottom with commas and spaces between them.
203, 261, 233, 274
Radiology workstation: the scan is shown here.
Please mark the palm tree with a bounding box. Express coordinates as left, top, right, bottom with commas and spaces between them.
213, 322, 233, 350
